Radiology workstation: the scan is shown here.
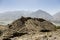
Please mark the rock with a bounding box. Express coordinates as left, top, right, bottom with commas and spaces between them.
0, 17, 56, 40
9, 17, 56, 33
40, 21, 56, 31
10, 31, 60, 40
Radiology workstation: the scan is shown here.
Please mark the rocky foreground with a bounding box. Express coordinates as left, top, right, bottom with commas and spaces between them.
11, 30, 60, 40
0, 17, 60, 40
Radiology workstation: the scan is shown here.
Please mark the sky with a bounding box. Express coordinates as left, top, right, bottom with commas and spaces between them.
0, 0, 60, 15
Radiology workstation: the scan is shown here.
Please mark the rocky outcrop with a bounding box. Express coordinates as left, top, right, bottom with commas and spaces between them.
10, 31, 60, 40
0, 17, 56, 40
9, 16, 56, 33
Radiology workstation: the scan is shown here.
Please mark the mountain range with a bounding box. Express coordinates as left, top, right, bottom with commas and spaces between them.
0, 9, 60, 25
52, 12, 60, 26
0, 10, 53, 21
0, 11, 32, 21
53, 12, 60, 21
30, 10, 53, 20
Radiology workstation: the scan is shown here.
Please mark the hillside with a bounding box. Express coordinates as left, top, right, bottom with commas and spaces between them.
53, 12, 60, 26
53, 12, 60, 20
0, 10, 53, 21
30, 10, 53, 20
0, 11, 32, 21
0, 10, 53, 25
0, 17, 56, 40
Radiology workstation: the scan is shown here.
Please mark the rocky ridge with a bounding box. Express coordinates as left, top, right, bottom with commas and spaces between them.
0, 16, 58, 40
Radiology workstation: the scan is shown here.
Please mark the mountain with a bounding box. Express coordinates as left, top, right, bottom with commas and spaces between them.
53, 12, 60, 24
53, 12, 60, 20
0, 10, 53, 25
0, 11, 32, 21
30, 10, 53, 20
0, 10, 53, 21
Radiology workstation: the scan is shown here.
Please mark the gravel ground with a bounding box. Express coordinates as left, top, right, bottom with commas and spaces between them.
11, 29, 60, 40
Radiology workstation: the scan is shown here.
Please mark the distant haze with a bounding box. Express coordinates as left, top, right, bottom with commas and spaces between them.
0, 10, 53, 20
0, 0, 60, 25
0, 10, 53, 25
0, 0, 60, 15
0, 9, 60, 26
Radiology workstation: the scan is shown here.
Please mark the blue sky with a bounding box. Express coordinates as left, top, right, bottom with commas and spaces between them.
0, 0, 60, 15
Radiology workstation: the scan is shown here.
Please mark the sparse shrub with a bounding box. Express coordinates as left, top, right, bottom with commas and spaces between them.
0, 30, 3, 36
3, 38, 11, 40
56, 26, 60, 29
49, 35, 52, 37
40, 30, 51, 32
9, 32, 27, 38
